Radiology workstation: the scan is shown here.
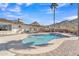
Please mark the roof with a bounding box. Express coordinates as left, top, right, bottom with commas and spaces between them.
0, 18, 25, 25
0, 18, 13, 23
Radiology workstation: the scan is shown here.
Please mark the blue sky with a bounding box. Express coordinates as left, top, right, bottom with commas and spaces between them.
0, 3, 77, 25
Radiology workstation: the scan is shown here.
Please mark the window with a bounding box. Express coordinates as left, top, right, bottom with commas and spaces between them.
0, 23, 12, 31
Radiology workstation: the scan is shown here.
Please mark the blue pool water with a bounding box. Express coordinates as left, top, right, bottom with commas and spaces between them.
22, 34, 66, 46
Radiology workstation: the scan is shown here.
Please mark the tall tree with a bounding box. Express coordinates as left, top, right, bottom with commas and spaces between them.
50, 3, 58, 32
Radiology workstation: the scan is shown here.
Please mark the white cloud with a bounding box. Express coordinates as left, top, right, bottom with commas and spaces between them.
16, 3, 33, 7
5, 13, 24, 19
4, 12, 17, 18
39, 3, 67, 8
58, 3, 68, 8
39, 3, 50, 5
44, 8, 60, 14
0, 3, 9, 11
7, 14, 17, 18
16, 3, 24, 6
8, 5, 21, 13
26, 3, 33, 7
40, 3, 67, 14
46, 9, 53, 14
64, 15, 78, 20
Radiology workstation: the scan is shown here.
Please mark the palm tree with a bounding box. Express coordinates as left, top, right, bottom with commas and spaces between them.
50, 3, 58, 32
50, 3, 79, 36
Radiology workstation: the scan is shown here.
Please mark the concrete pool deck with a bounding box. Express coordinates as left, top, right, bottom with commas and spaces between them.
0, 33, 78, 56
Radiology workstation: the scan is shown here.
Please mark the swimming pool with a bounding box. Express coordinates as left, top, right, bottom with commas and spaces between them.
22, 33, 66, 46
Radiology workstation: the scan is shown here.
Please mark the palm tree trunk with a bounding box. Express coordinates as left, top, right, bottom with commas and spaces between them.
77, 3, 79, 36
53, 7, 55, 32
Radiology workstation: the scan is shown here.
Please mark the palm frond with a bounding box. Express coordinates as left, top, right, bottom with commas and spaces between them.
50, 3, 58, 9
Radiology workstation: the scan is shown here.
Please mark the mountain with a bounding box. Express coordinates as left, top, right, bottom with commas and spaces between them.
30, 21, 41, 26
48, 19, 78, 33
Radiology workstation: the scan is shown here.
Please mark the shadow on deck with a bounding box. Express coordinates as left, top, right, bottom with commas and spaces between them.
0, 40, 36, 51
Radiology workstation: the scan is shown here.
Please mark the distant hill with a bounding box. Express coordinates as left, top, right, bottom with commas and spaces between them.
48, 19, 78, 32
30, 21, 40, 26
29, 21, 44, 27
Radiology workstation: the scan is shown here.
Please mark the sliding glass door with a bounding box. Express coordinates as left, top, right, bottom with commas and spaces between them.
0, 23, 12, 31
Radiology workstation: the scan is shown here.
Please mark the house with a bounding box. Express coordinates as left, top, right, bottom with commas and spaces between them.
0, 18, 25, 34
